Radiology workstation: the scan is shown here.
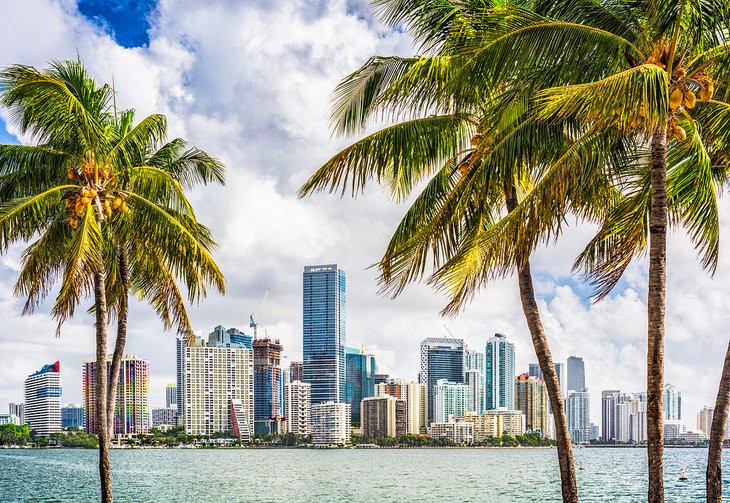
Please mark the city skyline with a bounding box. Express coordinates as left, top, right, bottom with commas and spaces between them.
1, 1, 730, 439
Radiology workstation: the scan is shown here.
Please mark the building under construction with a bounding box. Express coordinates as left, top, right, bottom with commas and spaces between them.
253, 338, 284, 435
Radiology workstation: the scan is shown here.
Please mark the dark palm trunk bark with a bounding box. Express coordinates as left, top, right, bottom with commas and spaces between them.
707, 340, 730, 502
106, 248, 129, 438
505, 182, 578, 503
647, 128, 668, 503
94, 270, 113, 502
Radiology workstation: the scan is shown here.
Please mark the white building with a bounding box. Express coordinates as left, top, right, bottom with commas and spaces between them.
24, 361, 62, 437
464, 350, 485, 414
433, 379, 472, 424
664, 420, 686, 440
678, 430, 708, 444
184, 340, 253, 436
286, 381, 311, 435
0, 413, 20, 425
565, 390, 590, 444
429, 420, 474, 444
664, 384, 681, 421
311, 402, 351, 446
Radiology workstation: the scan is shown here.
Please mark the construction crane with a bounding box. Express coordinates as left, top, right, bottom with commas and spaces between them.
442, 324, 456, 339
250, 289, 270, 339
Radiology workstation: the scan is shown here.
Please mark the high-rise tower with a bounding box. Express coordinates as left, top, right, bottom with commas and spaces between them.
485, 333, 515, 410
419, 338, 464, 423
303, 264, 346, 405
24, 362, 62, 437
567, 356, 586, 392
253, 337, 284, 435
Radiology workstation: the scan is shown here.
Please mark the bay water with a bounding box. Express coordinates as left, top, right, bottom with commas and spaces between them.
0, 447, 724, 502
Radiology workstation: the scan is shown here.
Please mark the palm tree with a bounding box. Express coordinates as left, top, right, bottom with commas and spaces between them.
0, 60, 225, 502
406, 2, 730, 501
298, 2, 619, 500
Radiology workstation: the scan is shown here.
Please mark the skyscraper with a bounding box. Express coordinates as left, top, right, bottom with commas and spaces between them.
433, 379, 472, 423
303, 264, 346, 405
24, 362, 61, 437
567, 356, 585, 392
601, 389, 622, 442
419, 338, 464, 423
176, 335, 187, 423
485, 333, 515, 411
165, 384, 177, 410
566, 390, 591, 444
253, 337, 284, 435
83, 355, 150, 437
152, 408, 177, 428
8, 403, 24, 425
61, 404, 84, 428
664, 384, 681, 421
208, 325, 253, 349
465, 349, 485, 414
555, 363, 566, 397
286, 381, 312, 435
183, 333, 253, 437
345, 346, 376, 424
515, 373, 548, 435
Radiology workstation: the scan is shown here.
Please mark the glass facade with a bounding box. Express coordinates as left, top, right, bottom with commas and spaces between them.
253, 338, 284, 435
485, 333, 515, 410
61, 405, 85, 428
419, 338, 464, 424
345, 346, 376, 424
567, 356, 586, 392
303, 264, 346, 405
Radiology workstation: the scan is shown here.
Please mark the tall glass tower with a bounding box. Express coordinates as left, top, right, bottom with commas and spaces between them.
345, 346, 376, 424
419, 338, 464, 423
303, 264, 346, 405
485, 333, 515, 410
567, 356, 586, 392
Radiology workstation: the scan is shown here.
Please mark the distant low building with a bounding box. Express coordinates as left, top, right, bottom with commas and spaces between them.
361, 396, 406, 438
664, 420, 686, 441
429, 420, 474, 444
8, 403, 24, 425
152, 408, 177, 429
0, 413, 20, 425
311, 402, 350, 446
463, 409, 524, 441
677, 430, 708, 444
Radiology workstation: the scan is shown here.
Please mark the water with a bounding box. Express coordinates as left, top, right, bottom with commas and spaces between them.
0, 447, 726, 502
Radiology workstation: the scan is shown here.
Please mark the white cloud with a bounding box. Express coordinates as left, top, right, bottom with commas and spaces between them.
0, 0, 728, 432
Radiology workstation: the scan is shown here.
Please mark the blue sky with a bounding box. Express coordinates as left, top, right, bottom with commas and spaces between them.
78, 0, 156, 47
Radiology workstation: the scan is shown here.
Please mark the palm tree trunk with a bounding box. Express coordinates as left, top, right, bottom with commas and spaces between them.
706, 339, 730, 502
94, 270, 113, 502
106, 248, 129, 438
505, 182, 578, 503
647, 128, 668, 503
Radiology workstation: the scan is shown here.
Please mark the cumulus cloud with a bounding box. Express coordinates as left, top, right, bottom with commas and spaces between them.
0, 0, 728, 430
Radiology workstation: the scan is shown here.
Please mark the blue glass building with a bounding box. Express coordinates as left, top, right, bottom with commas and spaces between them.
208, 325, 253, 349
303, 264, 346, 405
345, 346, 376, 424
61, 404, 85, 428
485, 333, 516, 410
419, 338, 464, 424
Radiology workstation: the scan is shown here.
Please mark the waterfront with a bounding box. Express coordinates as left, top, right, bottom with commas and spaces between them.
0, 448, 724, 502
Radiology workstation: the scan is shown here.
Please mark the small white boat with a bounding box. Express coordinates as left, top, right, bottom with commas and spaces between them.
679, 468, 688, 481
579, 462, 585, 471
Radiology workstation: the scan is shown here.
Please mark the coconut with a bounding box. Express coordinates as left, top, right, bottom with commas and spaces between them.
676, 67, 686, 78
683, 90, 696, 109
674, 126, 687, 141
120, 202, 128, 212
67, 169, 76, 180
669, 88, 683, 109
112, 197, 122, 210
69, 218, 78, 229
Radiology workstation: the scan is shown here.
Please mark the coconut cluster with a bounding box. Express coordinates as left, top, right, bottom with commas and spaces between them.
64, 162, 127, 229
